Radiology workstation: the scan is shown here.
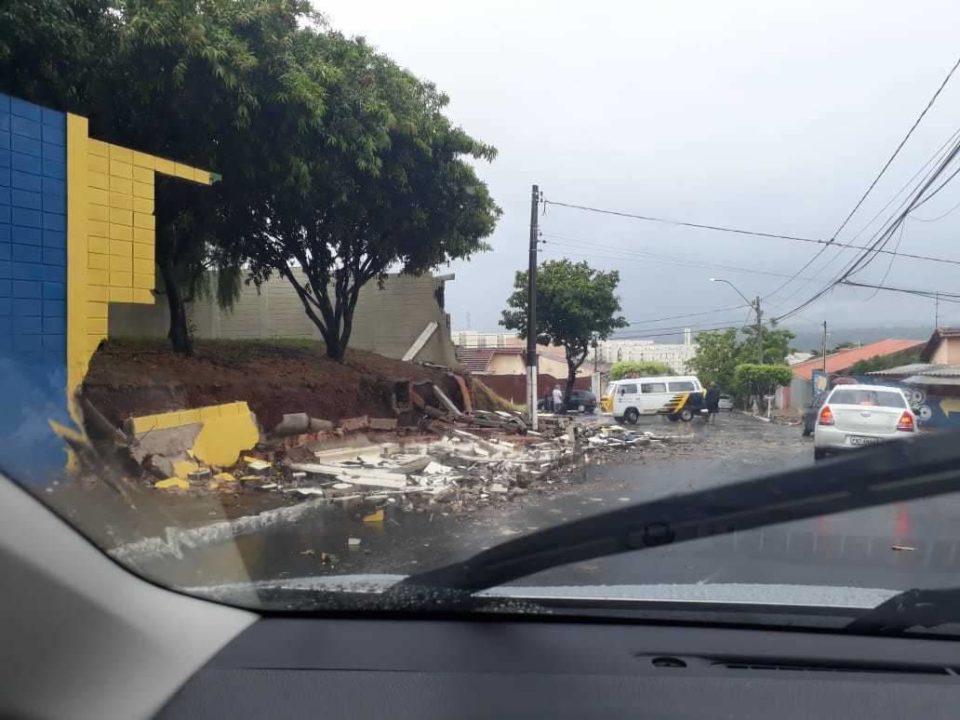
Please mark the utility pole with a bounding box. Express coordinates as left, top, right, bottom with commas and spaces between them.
754, 296, 763, 364
526, 184, 540, 430
821, 320, 827, 373
936, 292, 940, 328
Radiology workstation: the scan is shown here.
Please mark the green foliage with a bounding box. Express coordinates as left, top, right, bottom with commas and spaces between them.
609, 360, 674, 380
847, 347, 921, 375
733, 363, 793, 400
501, 259, 628, 403
230, 29, 500, 361
689, 327, 739, 390
690, 324, 795, 391
737, 325, 796, 365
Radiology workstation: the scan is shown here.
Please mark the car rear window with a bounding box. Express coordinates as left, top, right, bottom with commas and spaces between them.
829, 389, 906, 408
668, 381, 696, 392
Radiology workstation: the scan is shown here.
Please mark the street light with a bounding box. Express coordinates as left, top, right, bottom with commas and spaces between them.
709, 278, 764, 364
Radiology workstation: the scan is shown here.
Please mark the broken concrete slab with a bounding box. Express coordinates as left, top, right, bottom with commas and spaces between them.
273, 412, 310, 436
339, 415, 370, 432
130, 424, 203, 465
309, 418, 334, 432
369, 417, 399, 431
432, 384, 464, 417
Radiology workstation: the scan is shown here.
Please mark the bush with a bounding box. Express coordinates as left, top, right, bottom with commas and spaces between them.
609, 360, 674, 380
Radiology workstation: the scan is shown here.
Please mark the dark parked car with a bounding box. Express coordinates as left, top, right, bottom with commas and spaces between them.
567, 389, 597, 413
537, 389, 597, 413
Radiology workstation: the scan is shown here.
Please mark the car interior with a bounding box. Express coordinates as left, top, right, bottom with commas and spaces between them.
5, 460, 960, 720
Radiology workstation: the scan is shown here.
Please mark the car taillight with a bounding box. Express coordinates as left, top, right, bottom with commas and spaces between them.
897, 411, 915, 432
819, 405, 834, 425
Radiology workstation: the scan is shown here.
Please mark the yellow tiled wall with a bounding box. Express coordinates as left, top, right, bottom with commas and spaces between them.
66, 114, 215, 406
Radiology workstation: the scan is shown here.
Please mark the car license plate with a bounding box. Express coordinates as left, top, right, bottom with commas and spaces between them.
848, 435, 880, 447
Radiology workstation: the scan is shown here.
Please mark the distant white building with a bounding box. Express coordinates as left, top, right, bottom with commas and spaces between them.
599, 329, 696, 374
786, 351, 815, 365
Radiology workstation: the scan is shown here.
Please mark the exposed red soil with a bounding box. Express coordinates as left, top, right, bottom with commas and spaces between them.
82, 339, 454, 429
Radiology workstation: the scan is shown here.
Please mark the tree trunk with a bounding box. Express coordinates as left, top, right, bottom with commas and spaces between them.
158, 252, 192, 356
324, 332, 344, 361
564, 361, 577, 411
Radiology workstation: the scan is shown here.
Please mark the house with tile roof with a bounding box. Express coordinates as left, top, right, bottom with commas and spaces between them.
783, 338, 924, 411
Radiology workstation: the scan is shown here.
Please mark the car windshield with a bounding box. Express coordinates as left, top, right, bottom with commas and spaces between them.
5, 0, 960, 636
830, 389, 907, 408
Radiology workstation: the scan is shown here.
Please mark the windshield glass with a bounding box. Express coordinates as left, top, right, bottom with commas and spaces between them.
5, 0, 960, 634
830, 389, 907, 408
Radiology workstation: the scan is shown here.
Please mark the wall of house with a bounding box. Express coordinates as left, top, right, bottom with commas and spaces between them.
109, 271, 458, 366
931, 338, 959, 365
479, 373, 592, 406
486, 352, 524, 375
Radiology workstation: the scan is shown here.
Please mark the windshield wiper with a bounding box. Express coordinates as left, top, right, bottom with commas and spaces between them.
396, 430, 960, 594
846, 587, 960, 634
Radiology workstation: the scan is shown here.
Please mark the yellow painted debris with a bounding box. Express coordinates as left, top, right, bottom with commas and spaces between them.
363, 509, 385, 523
155, 477, 189, 490
192, 408, 259, 467
213, 472, 236, 483
172, 459, 200, 479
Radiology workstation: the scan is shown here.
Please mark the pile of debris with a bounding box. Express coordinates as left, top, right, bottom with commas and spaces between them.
278, 427, 577, 513
582, 424, 694, 450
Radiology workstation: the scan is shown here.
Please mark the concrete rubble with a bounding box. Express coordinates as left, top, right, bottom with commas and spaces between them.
278, 427, 578, 513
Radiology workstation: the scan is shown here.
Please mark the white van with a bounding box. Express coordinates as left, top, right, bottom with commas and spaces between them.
600, 376, 705, 424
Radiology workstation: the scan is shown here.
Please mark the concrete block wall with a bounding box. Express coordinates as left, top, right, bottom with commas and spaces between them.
0, 94, 71, 481
109, 270, 460, 367
0, 91, 215, 485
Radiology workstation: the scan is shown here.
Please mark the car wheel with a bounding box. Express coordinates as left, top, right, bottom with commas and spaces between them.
679, 408, 694, 422
623, 408, 639, 425
814, 447, 827, 461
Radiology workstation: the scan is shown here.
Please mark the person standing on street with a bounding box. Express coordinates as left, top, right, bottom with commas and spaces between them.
552, 385, 564, 414
705, 384, 721, 423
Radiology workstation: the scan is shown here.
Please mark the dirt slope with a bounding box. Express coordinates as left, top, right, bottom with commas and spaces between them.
82, 339, 451, 429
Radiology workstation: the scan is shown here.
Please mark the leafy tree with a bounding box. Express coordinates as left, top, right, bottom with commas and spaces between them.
501, 259, 628, 407
733, 363, 793, 411
231, 30, 499, 360
609, 360, 674, 380
737, 325, 796, 365
0, 0, 323, 355
689, 328, 739, 390
690, 324, 795, 391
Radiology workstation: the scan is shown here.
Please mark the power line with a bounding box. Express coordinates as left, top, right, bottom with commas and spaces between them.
539, 205, 960, 267
763, 53, 960, 304
774, 135, 960, 322
832, 52, 960, 241
540, 239, 818, 280
839, 279, 960, 303
625, 303, 748, 325
765, 128, 960, 311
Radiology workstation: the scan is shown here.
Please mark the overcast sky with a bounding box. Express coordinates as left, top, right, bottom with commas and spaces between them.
316, 0, 960, 339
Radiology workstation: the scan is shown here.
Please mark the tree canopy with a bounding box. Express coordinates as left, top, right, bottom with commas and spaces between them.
690, 324, 795, 391
609, 360, 675, 380
501, 259, 627, 404
1, 0, 500, 359
733, 363, 793, 404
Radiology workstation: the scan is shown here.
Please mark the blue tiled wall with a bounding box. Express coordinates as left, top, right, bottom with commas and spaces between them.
0, 93, 70, 484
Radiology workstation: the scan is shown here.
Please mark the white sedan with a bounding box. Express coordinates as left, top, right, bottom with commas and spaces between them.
813, 384, 917, 461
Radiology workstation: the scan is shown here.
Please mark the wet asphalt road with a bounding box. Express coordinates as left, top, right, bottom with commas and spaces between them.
144, 412, 960, 593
